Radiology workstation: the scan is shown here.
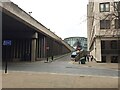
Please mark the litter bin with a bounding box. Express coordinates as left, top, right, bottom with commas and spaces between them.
80, 57, 86, 64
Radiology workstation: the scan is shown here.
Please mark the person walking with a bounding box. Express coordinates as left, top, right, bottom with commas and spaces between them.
91, 55, 94, 61
87, 55, 89, 62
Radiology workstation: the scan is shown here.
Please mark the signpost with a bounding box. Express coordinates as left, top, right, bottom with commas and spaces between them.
46, 46, 49, 50
46, 46, 49, 62
3, 40, 12, 73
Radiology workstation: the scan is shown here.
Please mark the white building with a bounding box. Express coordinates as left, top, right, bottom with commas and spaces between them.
87, 0, 120, 63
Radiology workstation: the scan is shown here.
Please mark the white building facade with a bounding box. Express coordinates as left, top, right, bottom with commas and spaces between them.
87, 0, 120, 63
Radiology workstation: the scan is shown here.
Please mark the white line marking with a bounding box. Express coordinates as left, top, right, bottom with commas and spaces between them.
3, 70, 119, 79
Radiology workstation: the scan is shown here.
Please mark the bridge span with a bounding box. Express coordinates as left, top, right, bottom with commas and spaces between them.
1, 1, 74, 62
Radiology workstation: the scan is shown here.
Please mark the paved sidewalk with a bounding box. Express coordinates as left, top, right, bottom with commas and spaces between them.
2, 71, 119, 88
2, 54, 119, 88
70, 60, 119, 70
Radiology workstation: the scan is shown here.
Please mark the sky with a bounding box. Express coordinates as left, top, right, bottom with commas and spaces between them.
10, 0, 88, 39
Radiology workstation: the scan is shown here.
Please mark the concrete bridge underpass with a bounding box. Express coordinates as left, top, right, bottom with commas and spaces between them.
1, 2, 74, 62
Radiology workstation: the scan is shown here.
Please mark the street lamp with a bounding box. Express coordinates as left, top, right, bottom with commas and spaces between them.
28, 12, 32, 15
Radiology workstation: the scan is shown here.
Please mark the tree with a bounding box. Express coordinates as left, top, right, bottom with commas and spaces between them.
88, 1, 120, 37
103, 1, 120, 37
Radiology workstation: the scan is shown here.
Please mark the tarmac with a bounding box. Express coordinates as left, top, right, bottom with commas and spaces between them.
1, 53, 120, 88
70, 60, 120, 70
1, 60, 120, 88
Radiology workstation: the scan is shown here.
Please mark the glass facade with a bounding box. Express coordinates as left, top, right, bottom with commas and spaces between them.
64, 37, 87, 51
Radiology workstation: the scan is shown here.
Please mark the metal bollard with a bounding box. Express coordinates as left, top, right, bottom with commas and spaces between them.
51, 56, 54, 61
47, 57, 48, 62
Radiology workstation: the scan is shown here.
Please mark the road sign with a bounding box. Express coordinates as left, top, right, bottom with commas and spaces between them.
3, 40, 12, 46
46, 47, 49, 50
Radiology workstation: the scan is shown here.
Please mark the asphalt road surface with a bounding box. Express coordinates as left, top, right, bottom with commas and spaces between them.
2, 54, 119, 77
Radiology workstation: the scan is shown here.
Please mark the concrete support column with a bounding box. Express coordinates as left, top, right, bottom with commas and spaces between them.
96, 38, 101, 62
31, 39, 36, 62
0, 9, 2, 87
43, 36, 46, 58
31, 32, 38, 62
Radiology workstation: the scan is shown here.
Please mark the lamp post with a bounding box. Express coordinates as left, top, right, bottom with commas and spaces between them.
28, 12, 32, 15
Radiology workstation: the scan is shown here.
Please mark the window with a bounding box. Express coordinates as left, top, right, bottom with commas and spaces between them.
100, 20, 110, 29
100, 2, 110, 12
111, 56, 118, 63
111, 40, 117, 49
84, 44, 87, 46
101, 41, 105, 49
115, 19, 120, 29
102, 56, 106, 62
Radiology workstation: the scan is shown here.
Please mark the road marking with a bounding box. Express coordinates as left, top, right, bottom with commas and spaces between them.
49, 72, 119, 78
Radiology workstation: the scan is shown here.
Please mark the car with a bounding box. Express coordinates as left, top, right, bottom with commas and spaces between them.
71, 51, 77, 60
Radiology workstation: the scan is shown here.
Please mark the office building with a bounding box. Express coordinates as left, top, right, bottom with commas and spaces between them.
87, 0, 120, 63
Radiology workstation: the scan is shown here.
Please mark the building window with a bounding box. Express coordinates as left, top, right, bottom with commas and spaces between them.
100, 2, 110, 12
100, 20, 110, 29
115, 19, 120, 29
102, 56, 106, 62
101, 41, 105, 49
111, 40, 117, 49
111, 56, 118, 63
84, 44, 87, 46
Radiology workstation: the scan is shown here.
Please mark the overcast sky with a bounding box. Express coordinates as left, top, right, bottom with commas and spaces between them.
10, 0, 88, 39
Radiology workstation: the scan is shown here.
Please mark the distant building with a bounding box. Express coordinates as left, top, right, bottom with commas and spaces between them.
87, 0, 120, 63
64, 37, 87, 51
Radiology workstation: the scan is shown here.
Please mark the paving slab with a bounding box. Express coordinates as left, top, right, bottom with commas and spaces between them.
2, 71, 119, 88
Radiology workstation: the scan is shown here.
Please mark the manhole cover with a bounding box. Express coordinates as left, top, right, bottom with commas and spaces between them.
88, 66, 92, 67
66, 67, 72, 68
80, 76, 85, 77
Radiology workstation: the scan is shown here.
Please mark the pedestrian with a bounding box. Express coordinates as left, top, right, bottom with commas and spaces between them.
87, 55, 89, 62
79, 59, 81, 64
91, 55, 93, 61
49, 56, 54, 62
24, 52, 30, 61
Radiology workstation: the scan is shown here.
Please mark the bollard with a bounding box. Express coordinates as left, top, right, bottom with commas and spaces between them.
47, 58, 48, 62
5, 59, 8, 73
51, 56, 54, 61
